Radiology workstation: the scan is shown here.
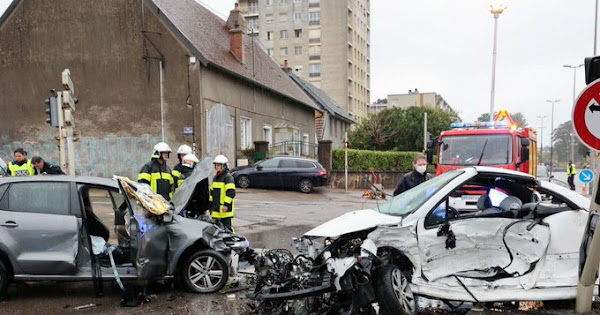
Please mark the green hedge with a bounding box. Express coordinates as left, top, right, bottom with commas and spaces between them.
332, 149, 424, 171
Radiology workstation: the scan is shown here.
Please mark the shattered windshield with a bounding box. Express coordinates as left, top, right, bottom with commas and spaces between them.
440, 135, 512, 166
376, 171, 463, 216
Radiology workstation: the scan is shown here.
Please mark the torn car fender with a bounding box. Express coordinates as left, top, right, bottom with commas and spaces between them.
368, 224, 421, 275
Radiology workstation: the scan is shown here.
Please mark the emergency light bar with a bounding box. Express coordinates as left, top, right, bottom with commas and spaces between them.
450, 121, 510, 128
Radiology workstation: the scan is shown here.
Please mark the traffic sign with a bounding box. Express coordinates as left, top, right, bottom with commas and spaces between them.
580, 169, 595, 184
573, 78, 600, 151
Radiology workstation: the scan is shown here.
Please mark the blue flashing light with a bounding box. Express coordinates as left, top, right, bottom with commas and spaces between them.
451, 122, 466, 128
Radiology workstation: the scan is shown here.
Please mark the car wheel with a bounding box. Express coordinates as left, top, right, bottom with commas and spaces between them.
376, 264, 416, 315
298, 179, 313, 193
181, 249, 229, 294
237, 175, 250, 189
0, 259, 10, 296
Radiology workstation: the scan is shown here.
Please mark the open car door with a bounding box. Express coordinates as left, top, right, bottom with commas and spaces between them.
117, 177, 169, 280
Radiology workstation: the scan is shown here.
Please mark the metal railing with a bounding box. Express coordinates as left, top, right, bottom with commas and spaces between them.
270, 141, 318, 157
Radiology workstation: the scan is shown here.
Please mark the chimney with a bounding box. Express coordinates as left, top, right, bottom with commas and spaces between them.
283, 59, 290, 72
226, 3, 247, 63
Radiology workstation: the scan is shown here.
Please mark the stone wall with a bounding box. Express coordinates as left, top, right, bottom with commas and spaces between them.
328, 170, 405, 191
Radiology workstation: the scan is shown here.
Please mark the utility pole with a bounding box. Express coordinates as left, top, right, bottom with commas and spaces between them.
537, 115, 546, 163
423, 112, 428, 153
344, 131, 348, 191
546, 99, 560, 176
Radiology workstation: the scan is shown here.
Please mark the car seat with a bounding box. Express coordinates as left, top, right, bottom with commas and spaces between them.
82, 191, 110, 242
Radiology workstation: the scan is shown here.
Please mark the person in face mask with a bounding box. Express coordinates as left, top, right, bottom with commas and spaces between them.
393, 155, 433, 196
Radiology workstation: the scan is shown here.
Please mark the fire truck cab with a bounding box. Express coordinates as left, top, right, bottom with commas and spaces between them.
428, 110, 538, 177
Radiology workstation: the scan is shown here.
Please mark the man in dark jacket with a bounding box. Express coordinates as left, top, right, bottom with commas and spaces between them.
32, 156, 65, 175
393, 155, 433, 196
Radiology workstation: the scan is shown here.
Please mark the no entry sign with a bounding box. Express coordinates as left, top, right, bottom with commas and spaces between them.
573, 78, 600, 151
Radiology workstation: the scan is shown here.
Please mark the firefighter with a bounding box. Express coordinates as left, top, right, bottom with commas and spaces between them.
567, 160, 577, 191
209, 155, 236, 231
179, 154, 209, 219
173, 144, 193, 188
137, 142, 175, 200
178, 153, 199, 187
7, 148, 35, 177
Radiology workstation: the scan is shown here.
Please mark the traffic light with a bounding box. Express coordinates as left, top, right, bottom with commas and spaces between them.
45, 96, 59, 127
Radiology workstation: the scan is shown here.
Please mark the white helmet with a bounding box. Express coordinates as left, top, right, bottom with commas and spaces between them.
182, 153, 199, 168
213, 154, 228, 165
154, 142, 172, 153
177, 144, 193, 155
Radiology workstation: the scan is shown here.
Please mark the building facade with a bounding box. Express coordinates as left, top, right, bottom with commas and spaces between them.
387, 90, 456, 114
0, 0, 318, 178
239, 0, 371, 121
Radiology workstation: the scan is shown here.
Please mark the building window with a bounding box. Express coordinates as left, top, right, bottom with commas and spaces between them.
294, 12, 302, 20
308, 29, 321, 43
280, 30, 288, 39
263, 124, 273, 144
249, 0, 259, 13
266, 0, 272, 5
249, 18, 259, 30
309, 63, 321, 77
280, 47, 289, 56
281, 0, 287, 4
294, 46, 302, 55
294, 0, 302, 3
267, 48, 274, 56
309, 11, 320, 24
267, 31, 273, 40
294, 29, 302, 38
266, 14, 274, 24
302, 133, 309, 156
240, 117, 252, 150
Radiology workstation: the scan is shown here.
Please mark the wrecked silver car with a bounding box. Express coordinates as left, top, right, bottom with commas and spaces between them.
0, 158, 253, 297
249, 167, 593, 314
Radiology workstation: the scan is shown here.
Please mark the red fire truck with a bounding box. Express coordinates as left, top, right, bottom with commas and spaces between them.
427, 110, 538, 177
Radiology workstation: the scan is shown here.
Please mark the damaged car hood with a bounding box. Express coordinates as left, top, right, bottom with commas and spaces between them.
304, 209, 403, 238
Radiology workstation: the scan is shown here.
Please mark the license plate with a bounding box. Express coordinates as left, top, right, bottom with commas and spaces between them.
461, 195, 480, 202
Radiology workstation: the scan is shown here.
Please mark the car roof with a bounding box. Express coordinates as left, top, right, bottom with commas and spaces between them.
0, 175, 118, 188
271, 156, 318, 162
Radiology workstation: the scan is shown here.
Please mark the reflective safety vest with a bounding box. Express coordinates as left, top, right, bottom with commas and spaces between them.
209, 172, 236, 219
172, 162, 183, 188
8, 160, 35, 176
137, 159, 174, 200
567, 164, 577, 175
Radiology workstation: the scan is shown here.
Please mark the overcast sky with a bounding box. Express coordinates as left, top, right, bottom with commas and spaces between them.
1, 0, 597, 146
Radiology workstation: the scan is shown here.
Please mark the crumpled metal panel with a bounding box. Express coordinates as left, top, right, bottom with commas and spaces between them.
503, 221, 550, 275
172, 157, 214, 213
165, 215, 229, 275
368, 225, 421, 275
135, 218, 168, 280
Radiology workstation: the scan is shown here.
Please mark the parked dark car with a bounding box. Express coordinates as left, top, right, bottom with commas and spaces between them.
232, 156, 327, 193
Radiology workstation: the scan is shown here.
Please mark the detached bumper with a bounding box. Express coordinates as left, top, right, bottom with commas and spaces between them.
248, 273, 332, 301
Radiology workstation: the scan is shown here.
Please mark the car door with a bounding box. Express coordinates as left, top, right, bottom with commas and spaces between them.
0, 181, 80, 275
252, 158, 281, 188
277, 159, 300, 188
417, 199, 550, 282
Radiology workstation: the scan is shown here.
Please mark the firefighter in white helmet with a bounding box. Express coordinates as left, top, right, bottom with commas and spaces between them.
173, 144, 193, 188
138, 142, 175, 200
178, 153, 210, 218
209, 155, 236, 231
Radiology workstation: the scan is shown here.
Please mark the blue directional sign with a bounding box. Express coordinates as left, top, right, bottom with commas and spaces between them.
580, 169, 595, 184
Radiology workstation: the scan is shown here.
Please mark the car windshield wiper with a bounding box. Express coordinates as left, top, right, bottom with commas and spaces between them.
477, 139, 489, 166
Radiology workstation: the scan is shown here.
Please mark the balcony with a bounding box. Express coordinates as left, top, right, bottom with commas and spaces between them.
309, 72, 321, 78
309, 38, 321, 43
309, 2, 320, 8
241, 10, 259, 17
309, 20, 320, 26
309, 55, 321, 60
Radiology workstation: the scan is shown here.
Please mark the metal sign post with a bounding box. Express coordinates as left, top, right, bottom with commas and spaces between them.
344, 132, 348, 191
573, 78, 600, 313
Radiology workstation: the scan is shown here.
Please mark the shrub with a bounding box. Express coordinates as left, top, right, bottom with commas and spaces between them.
332, 149, 424, 171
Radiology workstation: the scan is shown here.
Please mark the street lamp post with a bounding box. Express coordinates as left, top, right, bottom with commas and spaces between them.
537, 115, 547, 163
489, 2, 506, 121
546, 99, 560, 176
564, 64, 584, 162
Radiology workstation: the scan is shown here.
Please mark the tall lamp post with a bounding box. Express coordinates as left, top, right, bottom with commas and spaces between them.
546, 99, 560, 176
489, 1, 506, 121
563, 64, 584, 162
537, 115, 547, 163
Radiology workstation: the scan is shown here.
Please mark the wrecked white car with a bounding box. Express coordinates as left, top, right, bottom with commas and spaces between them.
249, 167, 592, 314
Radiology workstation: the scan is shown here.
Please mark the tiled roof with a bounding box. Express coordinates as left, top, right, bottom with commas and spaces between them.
287, 72, 355, 123
146, 0, 318, 111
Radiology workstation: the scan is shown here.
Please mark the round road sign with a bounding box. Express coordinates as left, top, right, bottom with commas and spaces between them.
573, 78, 600, 151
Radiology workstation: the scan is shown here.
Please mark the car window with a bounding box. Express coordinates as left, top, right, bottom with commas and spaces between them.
375, 171, 463, 216
0, 184, 8, 201
279, 159, 298, 168
258, 158, 279, 169
297, 161, 316, 169
3, 182, 70, 215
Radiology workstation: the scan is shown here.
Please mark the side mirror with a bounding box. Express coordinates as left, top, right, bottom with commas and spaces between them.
256, 165, 263, 171
521, 147, 530, 163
